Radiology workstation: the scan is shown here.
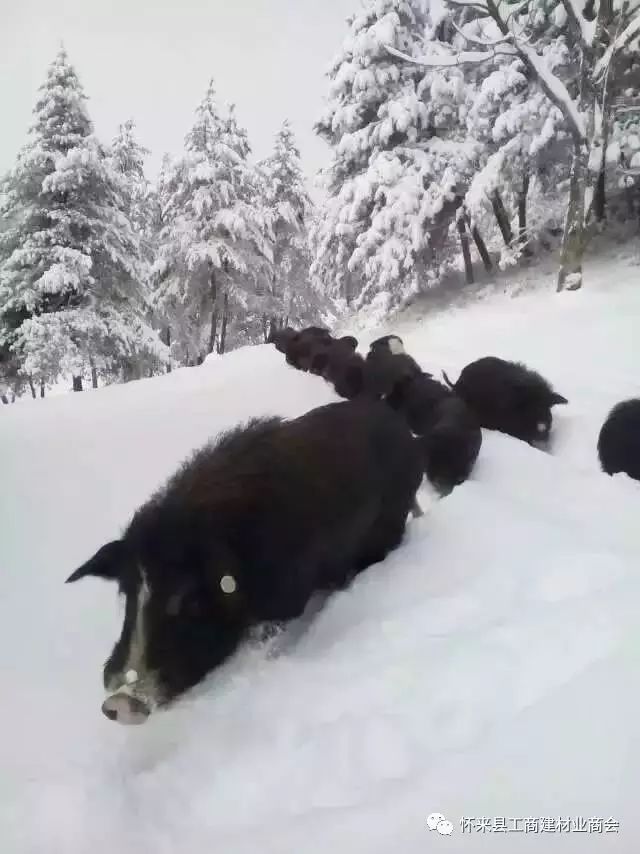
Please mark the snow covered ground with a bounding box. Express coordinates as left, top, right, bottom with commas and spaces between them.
2, 246, 640, 853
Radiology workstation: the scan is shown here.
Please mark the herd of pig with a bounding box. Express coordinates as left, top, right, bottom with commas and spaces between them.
268, 324, 640, 487
64, 323, 640, 726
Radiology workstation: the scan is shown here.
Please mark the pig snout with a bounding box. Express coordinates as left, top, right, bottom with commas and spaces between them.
102, 692, 151, 725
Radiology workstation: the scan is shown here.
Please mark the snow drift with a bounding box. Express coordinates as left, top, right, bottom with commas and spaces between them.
1, 248, 639, 853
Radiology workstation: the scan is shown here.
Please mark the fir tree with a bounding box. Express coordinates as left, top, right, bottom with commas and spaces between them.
259, 120, 317, 332
110, 119, 151, 238
153, 81, 273, 364
0, 49, 166, 390
312, 0, 477, 310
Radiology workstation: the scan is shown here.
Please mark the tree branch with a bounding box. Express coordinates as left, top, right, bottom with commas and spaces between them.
450, 19, 513, 47
446, 0, 492, 12
560, 0, 598, 46
385, 42, 516, 68
483, 0, 586, 143
594, 12, 640, 78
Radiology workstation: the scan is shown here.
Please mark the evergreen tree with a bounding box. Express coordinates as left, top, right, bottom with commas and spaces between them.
259, 121, 317, 332
153, 81, 273, 364
0, 49, 166, 390
109, 120, 168, 379
312, 0, 480, 310
110, 119, 151, 238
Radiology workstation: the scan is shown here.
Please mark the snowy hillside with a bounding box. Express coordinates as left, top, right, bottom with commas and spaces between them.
2, 248, 639, 854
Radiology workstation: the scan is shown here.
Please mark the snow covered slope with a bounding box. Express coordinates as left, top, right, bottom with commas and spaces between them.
1, 248, 639, 853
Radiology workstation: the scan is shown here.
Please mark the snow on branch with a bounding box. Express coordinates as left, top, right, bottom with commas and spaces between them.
594, 12, 640, 79
385, 42, 516, 68
475, 0, 587, 143
451, 20, 513, 48
446, 0, 492, 11
515, 39, 585, 142
560, 0, 597, 46
388, 0, 585, 144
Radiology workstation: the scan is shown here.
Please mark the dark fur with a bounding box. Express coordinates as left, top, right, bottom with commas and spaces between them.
309, 335, 357, 377
387, 373, 451, 435
325, 351, 367, 400
418, 397, 482, 496
597, 398, 640, 481
284, 327, 333, 371
368, 335, 405, 354
267, 326, 297, 354
388, 373, 481, 494
318, 335, 357, 378
364, 347, 424, 400
444, 356, 568, 447
66, 400, 423, 707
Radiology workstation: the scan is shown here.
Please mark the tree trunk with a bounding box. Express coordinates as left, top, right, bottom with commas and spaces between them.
208, 307, 218, 356
557, 38, 598, 293
557, 140, 588, 291
624, 184, 636, 219
208, 268, 218, 355
491, 191, 513, 247
593, 0, 615, 224
218, 292, 229, 355
28, 376, 36, 399
594, 165, 606, 222
40, 380, 45, 398
1, 394, 8, 405
91, 366, 98, 389
466, 216, 492, 272
518, 172, 532, 256
72, 376, 83, 392
456, 216, 474, 284
163, 327, 172, 373
592, 86, 610, 225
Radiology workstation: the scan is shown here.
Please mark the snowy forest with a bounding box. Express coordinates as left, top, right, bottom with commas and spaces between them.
1, 0, 639, 400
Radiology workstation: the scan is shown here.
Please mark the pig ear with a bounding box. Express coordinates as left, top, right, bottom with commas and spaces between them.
65, 540, 125, 584
549, 392, 568, 406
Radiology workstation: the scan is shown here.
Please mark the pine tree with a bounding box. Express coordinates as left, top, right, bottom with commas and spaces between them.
312, 0, 486, 310
153, 81, 273, 364
109, 120, 168, 379
259, 121, 318, 333
312, 0, 428, 307
110, 119, 151, 238
0, 49, 166, 391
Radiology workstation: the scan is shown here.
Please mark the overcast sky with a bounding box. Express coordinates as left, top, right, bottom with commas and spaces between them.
1, 0, 355, 186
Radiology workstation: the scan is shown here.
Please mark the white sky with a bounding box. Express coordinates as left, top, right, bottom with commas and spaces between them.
0, 0, 355, 185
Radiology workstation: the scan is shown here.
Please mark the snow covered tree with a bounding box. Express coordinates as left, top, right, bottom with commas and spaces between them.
109, 119, 151, 238
153, 82, 273, 364
312, 0, 433, 309
258, 121, 320, 334
396, 0, 640, 290
108, 119, 168, 379
0, 49, 167, 391
313, 0, 493, 311
458, 10, 573, 264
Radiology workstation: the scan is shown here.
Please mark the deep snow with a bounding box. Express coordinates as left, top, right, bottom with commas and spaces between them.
1, 247, 639, 853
